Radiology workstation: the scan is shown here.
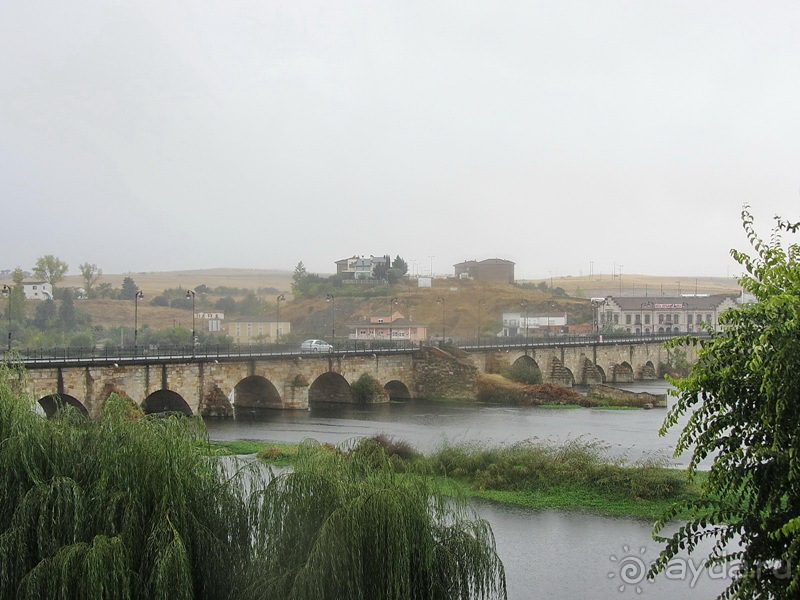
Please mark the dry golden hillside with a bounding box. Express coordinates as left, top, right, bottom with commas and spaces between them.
58, 268, 293, 297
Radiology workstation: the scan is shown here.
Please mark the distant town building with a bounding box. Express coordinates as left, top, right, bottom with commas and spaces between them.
195, 311, 225, 333
225, 318, 290, 344
596, 295, 739, 334
335, 255, 390, 280
22, 281, 53, 300
348, 310, 428, 341
501, 311, 567, 337
453, 258, 515, 284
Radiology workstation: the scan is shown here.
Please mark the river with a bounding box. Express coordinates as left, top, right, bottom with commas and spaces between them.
205, 381, 729, 599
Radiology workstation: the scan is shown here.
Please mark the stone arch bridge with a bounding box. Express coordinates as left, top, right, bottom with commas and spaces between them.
15, 338, 690, 418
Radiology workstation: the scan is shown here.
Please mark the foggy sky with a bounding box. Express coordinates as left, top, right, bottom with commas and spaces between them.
1, 0, 799, 279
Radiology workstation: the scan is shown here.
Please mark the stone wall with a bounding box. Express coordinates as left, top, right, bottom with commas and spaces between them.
413, 348, 478, 400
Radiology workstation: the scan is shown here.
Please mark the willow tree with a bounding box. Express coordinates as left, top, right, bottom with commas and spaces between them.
648, 209, 800, 598
246, 439, 507, 600
0, 363, 506, 600
0, 364, 255, 600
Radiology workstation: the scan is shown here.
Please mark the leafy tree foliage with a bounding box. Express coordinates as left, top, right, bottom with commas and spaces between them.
58, 289, 76, 329
95, 282, 117, 299
292, 261, 308, 297
6, 268, 26, 323
118, 277, 140, 300
392, 255, 409, 275
648, 209, 800, 598
32, 255, 68, 288
32, 299, 57, 330
373, 255, 391, 280
0, 366, 506, 600
78, 263, 102, 297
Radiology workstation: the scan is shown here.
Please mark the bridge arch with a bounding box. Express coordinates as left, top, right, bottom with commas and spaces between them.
309, 372, 354, 404
639, 360, 657, 380
612, 362, 634, 383
233, 376, 282, 410
563, 367, 575, 387
511, 355, 542, 383
142, 390, 193, 416
594, 365, 607, 383
384, 380, 412, 401
38, 393, 89, 418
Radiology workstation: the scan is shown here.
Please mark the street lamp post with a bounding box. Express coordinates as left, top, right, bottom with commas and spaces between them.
521, 299, 529, 347
477, 298, 485, 340
276, 294, 285, 344
185, 290, 196, 348
388, 297, 398, 344
547, 301, 556, 336
436, 296, 445, 343
326, 294, 335, 341
134, 290, 144, 354
2, 285, 10, 352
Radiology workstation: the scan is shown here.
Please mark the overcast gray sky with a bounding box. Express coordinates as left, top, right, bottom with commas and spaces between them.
1, 0, 799, 279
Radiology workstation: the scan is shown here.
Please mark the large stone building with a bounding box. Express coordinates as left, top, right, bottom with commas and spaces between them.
453, 258, 515, 284
596, 295, 739, 334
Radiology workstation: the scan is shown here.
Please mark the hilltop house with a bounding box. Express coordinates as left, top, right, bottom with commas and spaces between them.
453, 258, 515, 284
335, 255, 390, 280
22, 281, 53, 300
195, 311, 224, 333
348, 310, 428, 341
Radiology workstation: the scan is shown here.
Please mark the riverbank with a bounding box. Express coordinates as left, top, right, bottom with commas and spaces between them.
211, 437, 700, 520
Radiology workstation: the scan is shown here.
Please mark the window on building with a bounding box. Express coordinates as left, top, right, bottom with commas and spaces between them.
645, 314, 650, 325
697, 314, 702, 324
635, 314, 641, 324
687, 314, 693, 325
613, 314, 619, 324
706, 314, 712, 323
658, 314, 664, 324
626, 314, 632, 325
673, 314, 680, 323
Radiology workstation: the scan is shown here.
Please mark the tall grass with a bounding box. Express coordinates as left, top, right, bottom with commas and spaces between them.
428, 439, 687, 501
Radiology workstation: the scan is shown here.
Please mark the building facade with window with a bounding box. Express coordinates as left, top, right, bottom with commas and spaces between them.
21, 281, 53, 300
348, 310, 428, 341
501, 312, 568, 336
225, 319, 291, 344
596, 295, 738, 334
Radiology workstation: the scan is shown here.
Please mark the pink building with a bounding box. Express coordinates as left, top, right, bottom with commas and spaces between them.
348, 310, 428, 341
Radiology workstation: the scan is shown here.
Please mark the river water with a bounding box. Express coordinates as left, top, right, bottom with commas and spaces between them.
205, 381, 729, 599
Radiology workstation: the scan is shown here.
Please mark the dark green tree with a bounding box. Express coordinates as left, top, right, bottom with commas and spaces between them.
7, 268, 26, 323
32, 298, 57, 330
95, 282, 117, 299
118, 277, 139, 300
214, 296, 238, 314
392, 255, 409, 275
292, 261, 309, 297
648, 208, 800, 598
373, 255, 391, 280
32, 255, 68, 288
58, 289, 76, 329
